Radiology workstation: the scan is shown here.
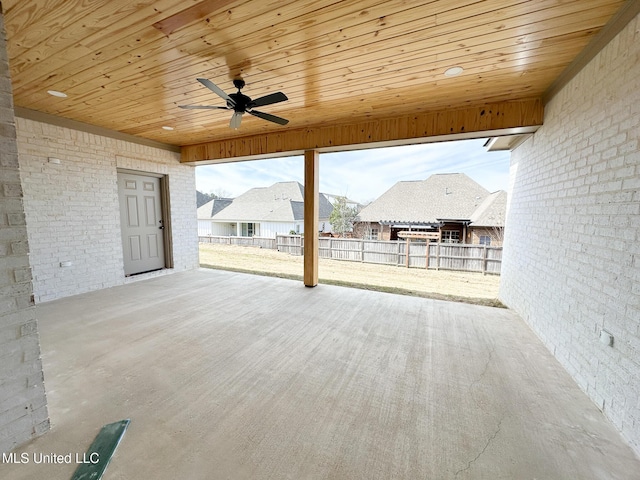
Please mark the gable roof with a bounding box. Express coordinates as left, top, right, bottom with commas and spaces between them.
205, 181, 333, 222
357, 173, 489, 224
323, 193, 363, 209
469, 190, 507, 227
196, 198, 233, 220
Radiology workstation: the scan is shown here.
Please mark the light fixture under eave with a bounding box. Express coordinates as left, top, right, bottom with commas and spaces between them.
47, 90, 67, 98
444, 66, 464, 77
162, 126, 174, 131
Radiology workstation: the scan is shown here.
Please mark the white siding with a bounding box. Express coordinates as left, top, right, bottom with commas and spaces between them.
211, 222, 235, 236
259, 222, 300, 238
198, 220, 212, 236
500, 13, 640, 455
319, 219, 332, 234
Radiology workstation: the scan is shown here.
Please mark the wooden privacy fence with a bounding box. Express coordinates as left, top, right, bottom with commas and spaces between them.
199, 235, 502, 274
315, 237, 502, 274
199, 235, 276, 249
275, 234, 303, 255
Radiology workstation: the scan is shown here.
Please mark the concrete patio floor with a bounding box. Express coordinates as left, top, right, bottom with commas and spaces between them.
1, 269, 639, 479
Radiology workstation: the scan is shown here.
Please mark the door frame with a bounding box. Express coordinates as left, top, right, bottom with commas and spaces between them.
117, 168, 173, 272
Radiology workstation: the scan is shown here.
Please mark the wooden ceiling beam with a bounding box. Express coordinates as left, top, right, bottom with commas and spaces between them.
181, 98, 542, 163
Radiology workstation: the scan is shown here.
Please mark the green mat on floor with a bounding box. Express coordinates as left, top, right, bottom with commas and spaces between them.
71, 419, 130, 480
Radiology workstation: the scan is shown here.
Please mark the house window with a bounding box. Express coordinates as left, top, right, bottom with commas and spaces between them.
364, 228, 378, 240
479, 235, 491, 245
241, 223, 256, 237
441, 230, 460, 243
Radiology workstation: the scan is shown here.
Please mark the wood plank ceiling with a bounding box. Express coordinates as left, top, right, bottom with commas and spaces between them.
2, 0, 627, 157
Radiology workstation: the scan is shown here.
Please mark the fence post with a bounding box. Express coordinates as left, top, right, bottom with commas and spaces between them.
405, 238, 410, 268
361, 239, 365, 262
425, 243, 429, 269
482, 245, 488, 275
436, 243, 440, 271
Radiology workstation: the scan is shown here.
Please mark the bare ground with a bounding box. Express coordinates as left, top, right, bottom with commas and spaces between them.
199, 243, 503, 307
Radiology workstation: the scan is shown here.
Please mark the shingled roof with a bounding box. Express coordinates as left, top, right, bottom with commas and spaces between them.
196, 198, 233, 220
201, 181, 333, 222
469, 190, 507, 227
357, 173, 491, 224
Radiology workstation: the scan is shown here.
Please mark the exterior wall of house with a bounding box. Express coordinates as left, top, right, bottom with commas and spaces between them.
379, 224, 391, 241
16, 118, 199, 303
500, 13, 640, 455
218, 222, 236, 236
0, 7, 49, 452
209, 222, 236, 236
260, 221, 301, 238
198, 221, 233, 236
198, 219, 212, 236
202, 220, 331, 238
439, 223, 464, 243
469, 227, 503, 246
318, 219, 332, 234
354, 222, 386, 240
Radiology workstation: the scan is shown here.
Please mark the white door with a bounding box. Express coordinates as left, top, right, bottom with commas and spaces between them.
117, 172, 165, 275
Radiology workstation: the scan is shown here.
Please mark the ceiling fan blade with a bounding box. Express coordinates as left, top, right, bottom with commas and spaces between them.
178, 105, 229, 110
249, 92, 288, 108
249, 110, 289, 125
197, 78, 235, 106
229, 111, 243, 129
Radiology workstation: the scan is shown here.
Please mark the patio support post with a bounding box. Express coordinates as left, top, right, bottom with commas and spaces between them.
304, 150, 319, 287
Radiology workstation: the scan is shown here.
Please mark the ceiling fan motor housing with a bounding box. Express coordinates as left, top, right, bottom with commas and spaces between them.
229, 92, 252, 112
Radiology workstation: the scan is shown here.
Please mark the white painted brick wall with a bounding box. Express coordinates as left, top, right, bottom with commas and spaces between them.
16, 120, 199, 302
501, 14, 640, 455
0, 7, 49, 453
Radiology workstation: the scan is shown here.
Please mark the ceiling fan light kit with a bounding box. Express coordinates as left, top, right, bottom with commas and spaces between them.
179, 78, 289, 129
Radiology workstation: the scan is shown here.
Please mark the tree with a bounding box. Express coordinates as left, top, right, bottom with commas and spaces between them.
195, 189, 234, 208
196, 190, 215, 207
329, 196, 359, 237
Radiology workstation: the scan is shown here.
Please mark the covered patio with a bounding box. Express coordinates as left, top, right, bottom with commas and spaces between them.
3, 269, 639, 479
1, 0, 639, 469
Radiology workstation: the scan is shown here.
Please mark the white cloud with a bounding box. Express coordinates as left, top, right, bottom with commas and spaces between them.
196, 139, 511, 203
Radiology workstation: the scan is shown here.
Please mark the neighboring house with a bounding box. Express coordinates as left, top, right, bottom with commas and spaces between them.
468, 190, 506, 245
197, 198, 234, 235
323, 193, 363, 210
198, 181, 334, 237
354, 173, 506, 245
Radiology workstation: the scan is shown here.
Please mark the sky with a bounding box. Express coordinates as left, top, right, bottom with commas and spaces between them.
195, 138, 511, 204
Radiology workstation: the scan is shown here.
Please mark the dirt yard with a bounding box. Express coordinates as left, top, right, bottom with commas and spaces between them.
200, 243, 503, 306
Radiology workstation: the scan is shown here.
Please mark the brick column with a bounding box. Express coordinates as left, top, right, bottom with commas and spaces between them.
0, 3, 49, 452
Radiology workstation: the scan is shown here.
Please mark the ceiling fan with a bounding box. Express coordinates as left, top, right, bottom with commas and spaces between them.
179, 78, 289, 129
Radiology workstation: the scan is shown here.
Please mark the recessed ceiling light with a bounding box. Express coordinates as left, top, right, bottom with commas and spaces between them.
47, 90, 68, 98
444, 66, 464, 77
162, 126, 174, 131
